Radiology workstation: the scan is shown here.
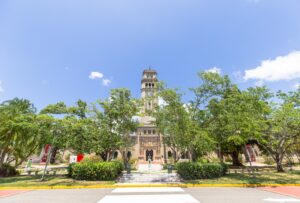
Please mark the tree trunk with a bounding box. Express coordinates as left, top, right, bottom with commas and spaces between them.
218, 143, 224, 163
296, 152, 300, 163
163, 144, 167, 164
120, 149, 129, 169
231, 151, 243, 166
275, 154, 285, 172
50, 147, 58, 164
98, 152, 108, 161
172, 150, 177, 163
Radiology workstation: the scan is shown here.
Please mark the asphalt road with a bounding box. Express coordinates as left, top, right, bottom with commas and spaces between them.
1, 187, 300, 203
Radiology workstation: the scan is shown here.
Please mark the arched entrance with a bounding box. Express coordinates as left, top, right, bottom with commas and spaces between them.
145, 149, 153, 161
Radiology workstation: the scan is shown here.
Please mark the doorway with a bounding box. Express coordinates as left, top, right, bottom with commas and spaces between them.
145, 149, 153, 161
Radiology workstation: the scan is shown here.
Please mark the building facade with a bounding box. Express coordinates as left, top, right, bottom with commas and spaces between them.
130, 69, 165, 163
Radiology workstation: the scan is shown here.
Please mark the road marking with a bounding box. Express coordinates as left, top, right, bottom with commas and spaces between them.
112, 187, 184, 193
98, 194, 199, 203
263, 198, 300, 202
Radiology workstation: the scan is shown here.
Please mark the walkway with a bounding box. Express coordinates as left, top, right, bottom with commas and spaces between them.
117, 163, 181, 184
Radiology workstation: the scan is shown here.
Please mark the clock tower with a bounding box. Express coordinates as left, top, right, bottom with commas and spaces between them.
141, 68, 158, 113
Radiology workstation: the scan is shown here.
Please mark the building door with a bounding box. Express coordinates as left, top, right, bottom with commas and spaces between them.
145, 149, 153, 161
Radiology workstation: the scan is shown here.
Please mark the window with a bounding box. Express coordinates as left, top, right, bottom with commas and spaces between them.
113, 151, 118, 159
153, 130, 156, 134
144, 130, 147, 134
127, 151, 132, 159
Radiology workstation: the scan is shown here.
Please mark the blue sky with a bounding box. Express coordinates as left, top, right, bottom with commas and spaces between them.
0, 0, 300, 110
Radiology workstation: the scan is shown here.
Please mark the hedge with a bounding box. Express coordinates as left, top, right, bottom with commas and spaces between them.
176, 162, 228, 180
0, 164, 19, 177
68, 161, 124, 181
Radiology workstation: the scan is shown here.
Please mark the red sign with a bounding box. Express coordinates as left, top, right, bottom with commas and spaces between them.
41, 144, 51, 163
77, 154, 84, 162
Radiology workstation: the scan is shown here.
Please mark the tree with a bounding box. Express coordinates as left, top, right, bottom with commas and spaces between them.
256, 100, 300, 172
97, 88, 139, 166
192, 72, 268, 166
0, 98, 49, 167
153, 87, 214, 162
89, 104, 121, 161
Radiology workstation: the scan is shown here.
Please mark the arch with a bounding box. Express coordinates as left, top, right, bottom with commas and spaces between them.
113, 151, 118, 159
146, 149, 153, 161
167, 151, 172, 158
127, 151, 132, 159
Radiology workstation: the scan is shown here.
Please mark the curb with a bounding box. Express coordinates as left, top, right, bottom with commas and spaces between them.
1, 183, 300, 190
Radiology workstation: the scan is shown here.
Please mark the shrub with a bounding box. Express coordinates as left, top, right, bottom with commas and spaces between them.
68, 161, 124, 180
0, 164, 19, 177
176, 162, 226, 180
81, 155, 103, 164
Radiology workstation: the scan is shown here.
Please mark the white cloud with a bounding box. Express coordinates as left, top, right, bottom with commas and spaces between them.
102, 79, 111, 86
0, 81, 3, 92
89, 71, 104, 79
293, 83, 300, 89
206, 67, 221, 74
244, 51, 300, 82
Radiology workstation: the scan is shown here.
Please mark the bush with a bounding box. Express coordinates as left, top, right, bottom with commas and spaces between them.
176, 162, 227, 180
0, 164, 19, 177
68, 161, 124, 180
81, 155, 103, 164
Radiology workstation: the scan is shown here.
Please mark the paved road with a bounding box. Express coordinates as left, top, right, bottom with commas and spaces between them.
1, 187, 300, 203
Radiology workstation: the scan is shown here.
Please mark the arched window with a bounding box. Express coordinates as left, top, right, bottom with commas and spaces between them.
113, 151, 118, 159
168, 151, 172, 158
127, 151, 132, 159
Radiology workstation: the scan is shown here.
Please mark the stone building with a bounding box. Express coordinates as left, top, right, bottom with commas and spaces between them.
128, 69, 165, 163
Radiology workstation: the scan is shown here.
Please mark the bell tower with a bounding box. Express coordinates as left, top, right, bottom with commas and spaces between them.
141, 68, 158, 113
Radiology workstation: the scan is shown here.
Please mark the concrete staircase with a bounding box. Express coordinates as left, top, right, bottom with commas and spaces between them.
117, 164, 181, 184
117, 171, 181, 183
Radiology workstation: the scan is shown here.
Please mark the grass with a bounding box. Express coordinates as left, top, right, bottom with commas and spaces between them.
1, 170, 300, 188
184, 170, 300, 185
0, 175, 114, 188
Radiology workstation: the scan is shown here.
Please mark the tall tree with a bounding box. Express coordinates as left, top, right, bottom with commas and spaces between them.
0, 98, 49, 167
97, 88, 139, 166
192, 72, 268, 166
153, 87, 213, 162
255, 90, 300, 172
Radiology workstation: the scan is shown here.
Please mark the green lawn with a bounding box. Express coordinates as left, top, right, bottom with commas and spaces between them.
185, 170, 300, 185
0, 175, 114, 188
1, 170, 300, 188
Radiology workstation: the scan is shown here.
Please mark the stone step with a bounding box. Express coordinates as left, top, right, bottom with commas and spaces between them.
117, 171, 181, 183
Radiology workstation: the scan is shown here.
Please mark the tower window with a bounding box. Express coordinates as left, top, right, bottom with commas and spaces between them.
145, 83, 148, 87
144, 130, 147, 134
153, 130, 156, 134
